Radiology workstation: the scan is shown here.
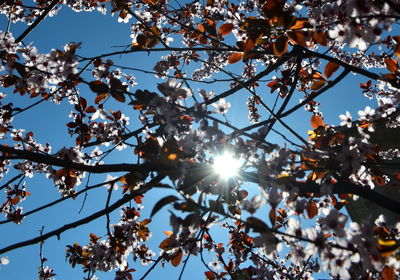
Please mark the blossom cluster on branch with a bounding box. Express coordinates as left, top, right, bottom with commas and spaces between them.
0, 0, 400, 279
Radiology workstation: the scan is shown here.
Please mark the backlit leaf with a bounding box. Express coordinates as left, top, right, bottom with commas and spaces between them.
311, 80, 326, 90
142, 0, 159, 4
310, 115, 324, 129
171, 248, 183, 267
306, 201, 318, 219
218, 23, 234, 36
324, 61, 339, 78
382, 266, 395, 280
163, 231, 173, 237
89, 233, 99, 244
269, 208, 276, 226
385, 58, 398, 73
228, 52, 243, 64
360, 80, 372, 89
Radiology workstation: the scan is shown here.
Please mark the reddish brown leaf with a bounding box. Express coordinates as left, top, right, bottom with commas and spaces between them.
324, 61, 339, 78
306, 201, 318, 219
385, 58, 398, 73
85, 106, 96, 113
246, 217, 269, 233
171, 248, 183, 267
10, 196, 20, 205
218, 23, 234, 36
273, 35, 288, 56
360, 80, 372, 89
382, 266, 395, 280
313, 30, 327, 46
205, 271, 216, 280
159, 238, 170, 250
89, 81, 109, 94
228, 52, 243, 64
263, 0, 284, 13
311, 80, 326, 90
89, 233, 100, 244
269, 208, 277, 226
310, 115, 324, 129
243, 38, 256, 53
110, 91, 125, 103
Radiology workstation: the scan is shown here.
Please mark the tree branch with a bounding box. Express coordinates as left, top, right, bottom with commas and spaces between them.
0, 190, 146, 255
15, 0, 59, 44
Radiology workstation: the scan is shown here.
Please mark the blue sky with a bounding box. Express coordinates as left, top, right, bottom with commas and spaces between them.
0, 3, 383, 280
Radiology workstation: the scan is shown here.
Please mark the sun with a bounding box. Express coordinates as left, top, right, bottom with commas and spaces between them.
212, 152, 242, 179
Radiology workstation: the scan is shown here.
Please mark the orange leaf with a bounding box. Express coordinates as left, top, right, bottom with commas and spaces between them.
218, 23, 234, 36
171, 248, 183, 267
324, 61, 339, 78
95, 93, 108, 104
312, 71, 326, 81
10, 196, 20, 205
142, 0, 159, 4
197, 23, 205, 33
394, 45, 400, 57
140, 218, 151, 226
290, 18, 308, 30
205, 18, 214, 26
306, 201, 318, 219
360, 80, 372, 89
163, 231, 173, 237
311, 80, 326, 90
382, 266, 395, 280
273, 35, 288, 56
385, 59, 398, 73
90, 233, 100, 244
310, 115, 324, 129
228, 52, 243, 64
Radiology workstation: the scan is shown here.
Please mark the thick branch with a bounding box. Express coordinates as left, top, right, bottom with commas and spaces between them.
0, 145, 154, 173
240, 171, 400, 215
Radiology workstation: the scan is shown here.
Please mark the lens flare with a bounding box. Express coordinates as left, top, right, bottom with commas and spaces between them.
213, 152, 242, 179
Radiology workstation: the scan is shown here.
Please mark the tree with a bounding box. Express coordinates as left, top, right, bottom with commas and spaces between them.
0, 0, 399, 279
